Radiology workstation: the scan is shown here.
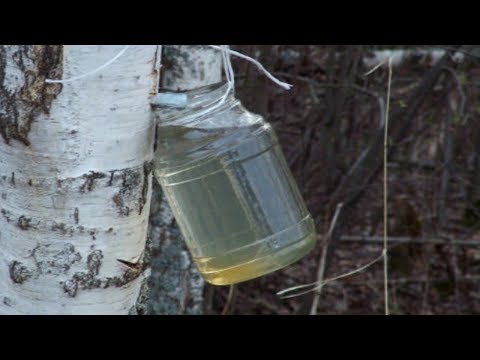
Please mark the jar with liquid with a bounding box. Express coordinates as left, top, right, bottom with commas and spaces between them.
153, 83, 317, 286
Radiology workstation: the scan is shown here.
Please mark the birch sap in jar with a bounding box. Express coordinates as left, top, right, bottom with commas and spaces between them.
153, 83, 317, 285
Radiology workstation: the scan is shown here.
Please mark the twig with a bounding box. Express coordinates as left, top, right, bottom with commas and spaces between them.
434, 67, 466, 233
204, 285, 215, 315
221, 284, 236, 315
277, 251, 385, 299
338, 235, 480, 246
383, 56, 393, 315
443, 67, 467, 121
310, 203, 343, 315
362, 54, 393, 315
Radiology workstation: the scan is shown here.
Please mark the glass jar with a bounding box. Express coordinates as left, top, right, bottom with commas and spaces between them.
153, 82, 317, 286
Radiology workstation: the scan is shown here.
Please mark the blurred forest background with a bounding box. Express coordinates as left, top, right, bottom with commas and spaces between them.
199, 45, 480, 315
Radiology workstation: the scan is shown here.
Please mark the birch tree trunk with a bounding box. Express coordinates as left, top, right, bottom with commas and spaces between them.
145, 45, 222, 314
0, 45, 160, 314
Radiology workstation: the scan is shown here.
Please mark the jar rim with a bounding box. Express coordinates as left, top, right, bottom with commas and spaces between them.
154, 81, 243, 126
153, 81, 231, 110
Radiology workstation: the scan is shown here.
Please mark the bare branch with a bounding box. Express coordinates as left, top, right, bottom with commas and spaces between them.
339, 235, 480, 246
310, 203, 343, 315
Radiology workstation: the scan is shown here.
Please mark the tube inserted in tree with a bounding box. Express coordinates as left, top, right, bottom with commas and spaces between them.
153, 82, 317, 285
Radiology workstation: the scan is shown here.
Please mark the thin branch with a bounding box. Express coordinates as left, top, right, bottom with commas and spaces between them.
310, 203, 343, 315
383, 56, 393, 315
338, 235, 480, 246
443, 66, 467, 121
277, 251, 385, 299
361, 54, 393, 315
221, 284, 236, 315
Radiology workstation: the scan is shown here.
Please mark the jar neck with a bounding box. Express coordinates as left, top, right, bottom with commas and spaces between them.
154, 82, 240, 125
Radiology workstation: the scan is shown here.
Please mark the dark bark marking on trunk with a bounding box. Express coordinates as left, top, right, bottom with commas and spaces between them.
0, 45, 63, 146
9, 261, 33, 284
112, 193, 130, 217
74, 208, 79, 224
17, 215, 31, 230
60, 249, 103, 297
60, 249, 144, 298
51, 222, 68, 235
112, 167, 145, 217
32, 243, 82, 276
79, 171, 107, 193
3, 297, 12, 306
139, 160, 153, 215
1, 208, 13, 222
87, 250, 103, 276
108, 171, 115, 186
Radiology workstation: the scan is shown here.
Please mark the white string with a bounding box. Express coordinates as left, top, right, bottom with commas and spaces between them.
224, 46, 236, 87
209, 45, 292, 90
220, 44, 235, 101
183, 44, 292, 120
277, 250, 387, 299
45, 45, 131, 84
44, 44, 291, 95
183, 45, 236, 120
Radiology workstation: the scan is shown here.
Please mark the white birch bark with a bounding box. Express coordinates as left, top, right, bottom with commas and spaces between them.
0, 45, 160, 314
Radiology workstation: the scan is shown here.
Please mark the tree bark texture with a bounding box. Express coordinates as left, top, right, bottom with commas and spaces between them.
0, 45, 159, 314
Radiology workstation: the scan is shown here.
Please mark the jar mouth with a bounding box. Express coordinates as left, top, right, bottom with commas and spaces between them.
153, 81, 231, 110
153, 81, 242, 126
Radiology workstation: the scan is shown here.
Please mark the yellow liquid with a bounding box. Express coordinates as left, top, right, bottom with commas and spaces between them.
194, 227, 316, 285
155, 123, 316, 285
